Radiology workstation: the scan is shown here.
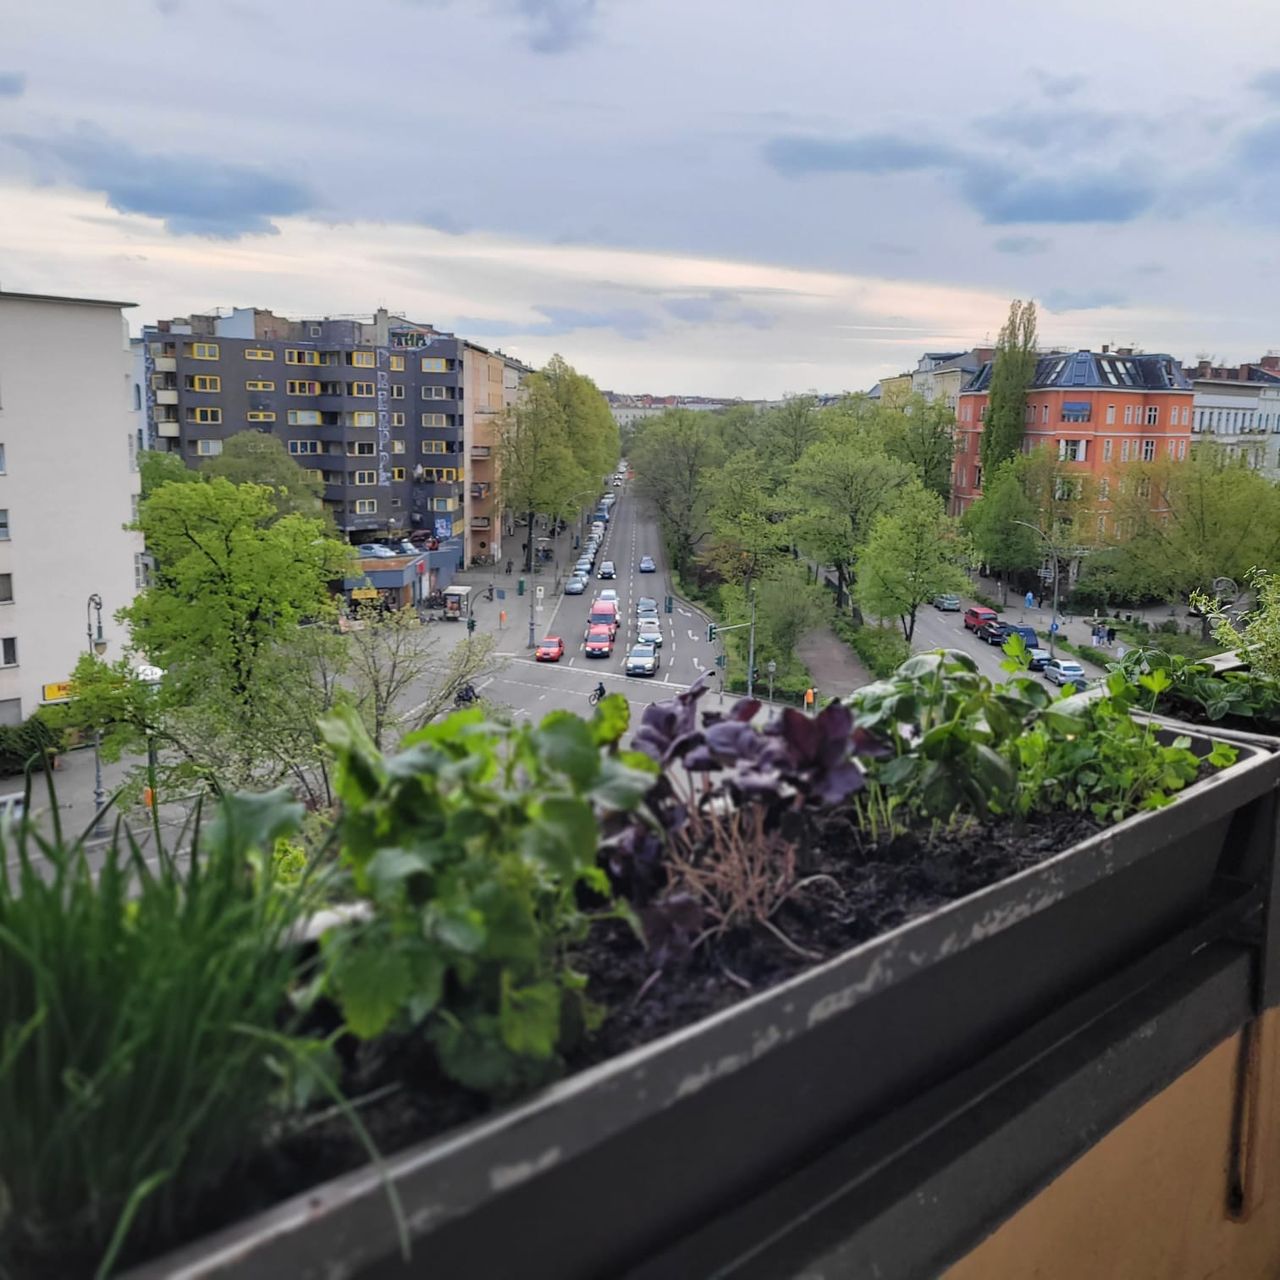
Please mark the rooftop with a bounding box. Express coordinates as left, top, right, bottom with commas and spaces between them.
965, 349, 1192, 394
0, 288, 135, 310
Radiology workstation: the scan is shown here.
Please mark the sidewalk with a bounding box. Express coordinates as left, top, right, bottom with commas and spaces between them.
796, 625, 873, 698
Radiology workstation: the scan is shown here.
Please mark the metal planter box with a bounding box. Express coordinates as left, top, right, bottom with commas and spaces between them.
1140, 650, 1280, 752
130, 737, 1280, 1280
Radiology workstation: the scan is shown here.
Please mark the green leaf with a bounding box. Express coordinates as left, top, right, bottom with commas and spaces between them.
328, 938, 412, 1039
431, 908, 487, 954
205, 788, 303, 863
499, 973, 562, 1059
405, 950, 447, 1023
592, 754, 658, 811
365, 847, 431, 901
590, 693, 630, 746
533, 713, 601, 789
521, 796, 597, 878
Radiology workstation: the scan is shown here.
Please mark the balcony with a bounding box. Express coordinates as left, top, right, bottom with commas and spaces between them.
153, 356, 176, 373
155, 389, 179, 405
470, 483, 491, 500
470, 516, 492, 530
157, 422, 181, 439
470, 446, 492, 460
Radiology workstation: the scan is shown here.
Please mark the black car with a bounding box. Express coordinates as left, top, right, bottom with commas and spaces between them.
978, 620, 1013, 645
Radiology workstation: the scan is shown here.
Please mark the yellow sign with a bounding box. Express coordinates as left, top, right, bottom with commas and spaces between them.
42, 681, 73, 703
351, 587, 380, 601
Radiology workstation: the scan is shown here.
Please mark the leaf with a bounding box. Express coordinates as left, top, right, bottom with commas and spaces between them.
592, 754, 659, 811
205, 788, 303, 863
533, 713, 601, 789
590, 693, 631, 746
431, 908, 487, 955
328, 939, 412, 1039
521, 796, 597, 878
320, 705, 387, 805
499, 973, 562, 1059
365, 847, 432, 901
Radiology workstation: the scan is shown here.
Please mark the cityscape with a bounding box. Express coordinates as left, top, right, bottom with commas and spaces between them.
5, 3, 1280, 1278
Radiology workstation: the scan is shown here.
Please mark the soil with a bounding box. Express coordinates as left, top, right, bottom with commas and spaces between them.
1159, 693, 1280, 737
108, 806, 1108, 1275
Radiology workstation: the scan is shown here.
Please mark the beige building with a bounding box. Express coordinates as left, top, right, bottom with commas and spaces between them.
462, 343, 528, 565
0, 290, 144, 723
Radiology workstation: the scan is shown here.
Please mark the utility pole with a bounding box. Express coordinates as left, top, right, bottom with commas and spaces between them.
746, 588, 758, 698
1012, 519, 1060, 658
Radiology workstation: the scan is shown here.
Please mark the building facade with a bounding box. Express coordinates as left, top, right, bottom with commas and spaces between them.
0, 290, 145, 723
1184, 356, 1280, 478
135, 308, 527, 552
911, 348, 994, 412
953, 348, 1195, 537
462, 342, 527, 566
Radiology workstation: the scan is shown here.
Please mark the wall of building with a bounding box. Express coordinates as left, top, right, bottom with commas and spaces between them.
0, 293, 144, 722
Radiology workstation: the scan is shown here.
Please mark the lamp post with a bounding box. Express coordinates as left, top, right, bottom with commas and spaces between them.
85, 593, 108, 836
1011, 520, 1060, 658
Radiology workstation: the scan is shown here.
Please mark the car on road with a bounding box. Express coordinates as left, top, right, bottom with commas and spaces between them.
978, 620, 1013, 645
625, 644, 658, 676
636, 597, 658, 614
599, 561, 616, 579
597, 589, 618, 603
575, 557, 594, 575
963, 605, 999, 633
932, 594, 961, 611
535, 636, 565, 662
1043, 658, 1087, 689
636, 607, 659, 628
584, 625, 614, 658
1004, 624, 1039, 648
612, 476, 623, 487
588, 600, 620, 636
637, 618, 663, 648
1026, 646, 1051, 671
565, 575, 586, 595
638, 555, 656, 573
357, 543, 396, 558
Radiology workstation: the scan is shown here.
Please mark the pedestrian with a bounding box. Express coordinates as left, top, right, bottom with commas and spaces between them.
1107, 626, 1116, 646
1037, 593, 1044, 609
521, 542, 527, 555
506, 559, 513, 574
804, 686, 816, 715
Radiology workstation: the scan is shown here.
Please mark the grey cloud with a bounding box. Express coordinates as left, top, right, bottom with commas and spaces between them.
661, 293, 776, 329
663, 296, 717, 323
1252, 70, 1280, 101
975, 106, 1121, 151
1038, 72, 1086, 100
417, 208, 469, 235
1042, 288, 1127, 312
961, 162, 1155, 224
8, 126, 314, 236
994, 235, 1050, 254
0, 72, 25, 97
455, 305, 656, 340
511, 0, 599, 53
763, 133, 960, 176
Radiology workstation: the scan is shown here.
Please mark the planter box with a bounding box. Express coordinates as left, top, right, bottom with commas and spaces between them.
129, 734, 1280, 1280
1138, 650, 1280, 752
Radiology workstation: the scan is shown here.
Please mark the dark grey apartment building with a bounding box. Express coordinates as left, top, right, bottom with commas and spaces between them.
134, 307, 526, 553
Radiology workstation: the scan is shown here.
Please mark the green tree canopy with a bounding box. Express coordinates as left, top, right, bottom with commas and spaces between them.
962, 459, 1040, 604
980, 299, 1038, 477
201, 431, 326, 520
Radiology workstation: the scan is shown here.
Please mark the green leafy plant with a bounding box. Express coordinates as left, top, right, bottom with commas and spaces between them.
318, 698, 656, 1097
0, 709, 63, 777
0, 788, 323, 1278
1197, 567, 1280, 681
1112, 646, 1280, 731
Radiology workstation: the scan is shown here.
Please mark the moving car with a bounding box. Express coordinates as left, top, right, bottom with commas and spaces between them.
636, 597, 658, 614
612, 476, 624, 487
599, 561, 616, 579
535, 636, 565, 662
588, 600, 620, 636
639, 556, 656, 573
597, 589, 618, 603
584, 624, 614, 658
637, 619, 663, 648
357, 543, 396, 559
932, 593, 961, 611
1026, 646, 1051, 671
963, 605, 999, 634
564, 575, 587, 595
1043, 658, 1087, 689
625, 644, 659, 676
978, 620, 1013, 645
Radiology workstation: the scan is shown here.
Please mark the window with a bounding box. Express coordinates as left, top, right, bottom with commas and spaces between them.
189, 407, 222, 424
1178, 439, 1187, 460
1145, 406, 1159, 426
1, 638, 18, 667
306, 468, 324, 482
1105, 404, 1116, 425
1169, 405, 1179, 426
1097, 514, 1107, 536
347, 441, 376, 456
0, 574, 12, 603
1121, 440, 1130, 462
1099, 477, 1110, 500
421, 413, 447, 427
353, 470, 376, 486
1168, 439, 1177, 457
245, 380, 276, 391
961, 403, 971, 422
1102, 438, 1113, 462
391, 497, 403, 508
421, 357, 448, 373
956, 465, 966, 488
0, 443, 8, 475
390, 354, 405, 371
1058, 439, 1087, 462
350, 411, 376, 427
1142, 439, 1156, 461
354, 498, 377, 514
287, 380, 320, 395
187, 374, 221, 392
348, 382, 375, 397
1061, 406, 1091, 424
131, 493, 139, 523
392, 412, 406, 427
1182, 406, 1190, 426
432, 498, 456, 512
134, 552, 151, 589
391, 384, 405, 399
391, 439, 405, 453
0, 510, 9, 540
288, 440, 321, 455
247, 411, 276, 422
422, 440, 446, 454
973, 465, 982, 490
392, 467, 407, 481
422, 385, 451, 400
285, 349, 325, 365
1124, 405, 1133, 425
195, 439, 223, 456
346, 351, 376, 367
287, 410, 322, 426
245, 348, 275, 361
1041, 404, 1049, 425
187, 342, 219, 360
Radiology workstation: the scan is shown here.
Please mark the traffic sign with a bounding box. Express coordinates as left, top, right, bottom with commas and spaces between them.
497, 588, 506, 600
536, 586, 544, 599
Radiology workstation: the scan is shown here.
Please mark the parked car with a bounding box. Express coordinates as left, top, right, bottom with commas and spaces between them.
584, 624, 614, 658
625, 644, 659, 676
963, 605, 999, 633
575, 558, 594, 576
637, 619, 663, 648
612, 477, 623, 487
978, 620, 1013, 646
535, 636, 565, 662
382, 540, 420, 556
1043, 658, 1087, 689
639, 556, 656, 573
932, 594, 961, 611
599, 561, 616, 579
357, 543, 396, 559
636, 597, 658, 614
1026, 646, 1051, 671
565, 576, 587, 595
597, 589, 618, 603
1004, 624, 1038, 648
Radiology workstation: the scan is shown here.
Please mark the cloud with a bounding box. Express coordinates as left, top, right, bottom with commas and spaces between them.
1042, 288, 1127, 312
961, 163, 1155, 224
0, 72, 24, 97
975, 106, 1121, 151
417, 208, 469, 235
7, 126, 314, 236
1252, 70, 1280, 101
455, 305, 656, 340
661, 292, 776, 329
1037, 71, 1087, 99
510, 0, 599, 53
762, 133, 960, 177
993, 234, 1050, 254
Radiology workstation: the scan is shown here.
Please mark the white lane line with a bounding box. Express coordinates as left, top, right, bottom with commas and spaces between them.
677, 606, 691, 617
692, 656, 703, 670
687, 629, 697, 641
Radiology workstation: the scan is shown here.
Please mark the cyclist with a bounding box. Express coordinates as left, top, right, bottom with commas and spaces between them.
592, 681, 606, 704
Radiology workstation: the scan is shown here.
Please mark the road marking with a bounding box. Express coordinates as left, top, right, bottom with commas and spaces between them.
677, 606, 691, 617
687, 629, 697, 641
692, 656, 703, 670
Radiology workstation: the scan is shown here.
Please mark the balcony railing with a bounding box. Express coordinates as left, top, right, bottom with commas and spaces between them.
470, 446, 492, 459
470, 516, 492, 529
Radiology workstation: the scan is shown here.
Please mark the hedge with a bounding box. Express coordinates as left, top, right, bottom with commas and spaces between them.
0, 711, 63, 778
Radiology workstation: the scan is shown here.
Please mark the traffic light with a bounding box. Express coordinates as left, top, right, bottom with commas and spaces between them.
664, 595, 673, 614
715, 654, 727, 669
707, 623, 717, 642
467, 616, 476, 634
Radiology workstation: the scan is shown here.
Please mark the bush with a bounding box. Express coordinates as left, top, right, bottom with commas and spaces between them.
0, 710, 64, 777
831, 615, 910, 678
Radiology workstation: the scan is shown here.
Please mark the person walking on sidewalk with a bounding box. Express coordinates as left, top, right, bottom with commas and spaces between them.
505, 559, 513, 574
804, 686, 816, 715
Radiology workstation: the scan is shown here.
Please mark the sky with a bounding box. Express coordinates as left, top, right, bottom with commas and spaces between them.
2, 0, 1279, 398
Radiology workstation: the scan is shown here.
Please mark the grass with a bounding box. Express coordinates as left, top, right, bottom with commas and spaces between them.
0, 781, 323, 1277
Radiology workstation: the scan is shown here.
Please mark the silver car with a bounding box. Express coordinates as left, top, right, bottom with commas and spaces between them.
637, 619, 663, 648
565, 575, 587, 595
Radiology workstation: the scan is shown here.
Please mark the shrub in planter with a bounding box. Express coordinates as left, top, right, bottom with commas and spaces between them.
1113, 647, 1280, 737
0, 709, 63, 777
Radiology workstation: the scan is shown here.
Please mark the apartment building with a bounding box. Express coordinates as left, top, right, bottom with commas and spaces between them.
0, 290, 144, 723
911, 349, 994, 412
135, 307, 528, 552
1184, 355, 1280, 478
462, 342, 527, 565
953, 348, 1195, 535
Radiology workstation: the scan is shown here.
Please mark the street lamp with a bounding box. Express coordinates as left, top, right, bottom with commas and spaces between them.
85, 593, 107, 836
1011, 520, 1061, 658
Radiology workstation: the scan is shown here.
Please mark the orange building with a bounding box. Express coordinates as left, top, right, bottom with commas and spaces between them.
952, 348, 1195, 529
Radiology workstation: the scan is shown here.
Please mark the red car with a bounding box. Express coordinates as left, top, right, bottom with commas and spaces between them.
535, 635, 565, 662
584, 624, 614, 658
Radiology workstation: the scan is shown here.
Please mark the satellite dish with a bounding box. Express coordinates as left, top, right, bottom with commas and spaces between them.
1212, 576, 1239, 605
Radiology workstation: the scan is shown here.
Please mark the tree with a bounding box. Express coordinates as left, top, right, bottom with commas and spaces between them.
980, 299, 1038, 478
140, 449, 201, 498
881, 395, 956, 501
631, 409, 725, 578
962, 459, 1040, 605
542, 354, 619, 492
855, 484, 971, 642
202, 431, 326, 521
705, 451, 788, 590
755, 395, 821, 474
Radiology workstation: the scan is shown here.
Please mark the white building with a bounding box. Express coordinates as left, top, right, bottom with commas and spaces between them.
1185, 357, 1280, 478
0, 290, 144, 723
